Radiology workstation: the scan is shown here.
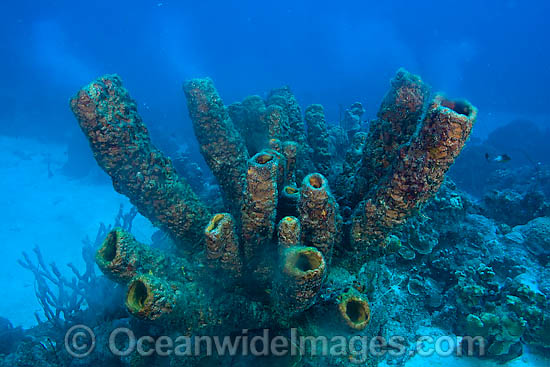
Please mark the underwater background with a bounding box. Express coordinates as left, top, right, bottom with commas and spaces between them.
0, 0, 549, 366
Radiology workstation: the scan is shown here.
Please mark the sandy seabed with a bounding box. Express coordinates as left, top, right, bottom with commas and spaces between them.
0, 135, 155, 328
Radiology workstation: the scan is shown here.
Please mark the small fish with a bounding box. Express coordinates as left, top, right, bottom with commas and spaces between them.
485, 153, 511, 163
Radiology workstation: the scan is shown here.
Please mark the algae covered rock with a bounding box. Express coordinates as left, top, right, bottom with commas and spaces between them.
514, 216, 550, 260
483, 190, 549, 226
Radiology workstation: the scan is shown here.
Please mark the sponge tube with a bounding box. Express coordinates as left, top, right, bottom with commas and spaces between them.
299, 173, 338, 262
241, 151, 281, 262
351, 94, 477, 249
70, 75, 210, 247
275, 246, 326, 313
277, 216, 302, 251
204, 213, 242, 278
183, 78, 249, 218
337, 289, 371, 330
96, 228, 180, 284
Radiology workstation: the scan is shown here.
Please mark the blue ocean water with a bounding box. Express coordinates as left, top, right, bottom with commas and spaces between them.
0, 1, 549, 366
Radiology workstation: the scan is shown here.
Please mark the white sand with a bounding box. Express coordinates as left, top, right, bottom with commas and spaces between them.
398, 345, 548, 367
376, 327, 550, 367
0, 135, 155, 328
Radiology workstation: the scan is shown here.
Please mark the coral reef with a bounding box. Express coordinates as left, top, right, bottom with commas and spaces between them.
508, 216, 550, 261
8, 65, 549, 367
52, 68, 483, 366
389, 181, 549, 362
455, 265, 550, 359
483, 189, 549, 226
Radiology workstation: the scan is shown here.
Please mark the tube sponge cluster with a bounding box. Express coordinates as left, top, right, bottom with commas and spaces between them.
98, 228, 273, 332
182, 78, 339, 305
71, 68, 476, 344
